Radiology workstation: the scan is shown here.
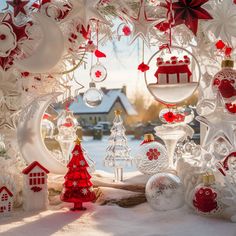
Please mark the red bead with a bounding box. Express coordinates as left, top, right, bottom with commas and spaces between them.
0, 34, 6, 40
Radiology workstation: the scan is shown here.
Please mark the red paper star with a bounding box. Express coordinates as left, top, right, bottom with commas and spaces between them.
166, 0, 212, 35
6, 0, 29, 17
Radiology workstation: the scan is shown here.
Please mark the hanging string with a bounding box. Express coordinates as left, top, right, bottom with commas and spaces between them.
142, 39, 145, 62
96, 20, 99, 63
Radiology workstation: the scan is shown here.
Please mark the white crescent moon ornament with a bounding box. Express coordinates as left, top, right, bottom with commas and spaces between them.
17, 93, 67, 174
15, 13, 64, 73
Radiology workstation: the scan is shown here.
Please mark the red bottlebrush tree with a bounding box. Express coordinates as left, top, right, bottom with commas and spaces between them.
61, 139, 96, 210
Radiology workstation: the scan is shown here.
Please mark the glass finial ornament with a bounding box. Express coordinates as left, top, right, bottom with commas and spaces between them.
41, 113, 55, 139
212, 59, 236, 114
55, 110, 78, 163
83, 82, 103, 108
90, 62, 107, 83
145, 173, 184, 211
144, 46, 200, 104
193, 172, 222, 215
104, 110, 132, 182
135, 133, 168, 175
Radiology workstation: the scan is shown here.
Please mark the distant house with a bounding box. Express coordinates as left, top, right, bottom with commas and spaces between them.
69, 86, 138, 126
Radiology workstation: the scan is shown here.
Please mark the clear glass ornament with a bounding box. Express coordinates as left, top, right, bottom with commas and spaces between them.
212, 59, 236, 114
41, 116, 55, 139
90, 62, 107, 83
145, 46, 201, 104
135, 134, 168, 175
55, 110, 78, 163
83, 82, 103, 108
145, 172, 184, 211
104, 110, 132, 182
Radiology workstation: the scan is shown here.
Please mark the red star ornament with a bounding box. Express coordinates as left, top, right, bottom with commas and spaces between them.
6, 0, 29, 17
166, 0, 212, 35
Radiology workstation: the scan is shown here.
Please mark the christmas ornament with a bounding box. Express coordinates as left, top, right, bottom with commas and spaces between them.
128, 0, 162, 46
135, 133, 168, 175
81, 147, 96, 174
204, 0, 236, 44
83, 82, 103, 108
145, 46, 200, 104
0, 186, 13, 214
65, 0, 109, 27
41, 114, 55, 139
196, 106, 236, 148
138, 62, 149, 72
61, 138, 96, 211
94, 49, 106, 58
15, 13, 64, 73
90, 62, 107, 83
104, 110, 132, 182
0, 13, 29, 71
145, 172, 184, 211
155, 123, 194, 170
22, 161, 49, 211
212, 59, 236, 114
17, 93, 67, 174
56, 109, 78, 163
117, 23, 131, 40
165, 0, 212, 35
193, 173, 221, 215
5, 0, 29, 17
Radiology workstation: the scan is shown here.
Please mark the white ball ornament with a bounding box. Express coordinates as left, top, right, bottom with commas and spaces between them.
145, 173, 184, 211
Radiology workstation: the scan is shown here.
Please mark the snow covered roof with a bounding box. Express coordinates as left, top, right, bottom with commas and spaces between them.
69, 89, 138, 116
0, 186, 13, 197
22, 161, 50, 175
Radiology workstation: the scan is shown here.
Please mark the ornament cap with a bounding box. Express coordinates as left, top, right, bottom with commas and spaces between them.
89, 82, 96, 88
202, 173, 215, 186
221, 59, 234, 68
114, 109, 122, 116
144, 133, 155, 142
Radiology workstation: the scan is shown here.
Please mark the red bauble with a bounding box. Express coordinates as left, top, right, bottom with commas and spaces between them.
61, 140, 96, 210
193, 186, 218, 213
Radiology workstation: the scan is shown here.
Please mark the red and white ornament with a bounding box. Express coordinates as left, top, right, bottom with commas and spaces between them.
90, 62, 107, 83
0, 186, 13, 214
212, 59, 236, 114
135, 134, 168, 175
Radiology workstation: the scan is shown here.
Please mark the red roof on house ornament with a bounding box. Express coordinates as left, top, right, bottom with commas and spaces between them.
0, 186, 13, 197
22, 161, 50, 175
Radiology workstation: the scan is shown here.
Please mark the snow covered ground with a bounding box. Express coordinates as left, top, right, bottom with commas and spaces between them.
1, 203, 236, 236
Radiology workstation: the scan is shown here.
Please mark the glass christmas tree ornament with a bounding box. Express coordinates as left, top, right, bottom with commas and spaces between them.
104, 110, 132, 182
135, 133, 168, 175
144, 46, 201, 104
145, 172, 184, 211
90, 62, 107, 83
83, 82, 103, 108
193, 173, 222, 215
56, 110, 78, 163
212, 59, 236, 114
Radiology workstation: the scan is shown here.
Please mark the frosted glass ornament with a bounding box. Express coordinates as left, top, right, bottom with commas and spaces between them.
83, 82, 103, 108
146, 173, 184, 211
145, 46, 200, 104
90, 62, 107, 83
135, 134, 168, 175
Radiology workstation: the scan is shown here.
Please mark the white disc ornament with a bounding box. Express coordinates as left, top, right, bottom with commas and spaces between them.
83, 82, 103, 107
90, 62, 107, 83
145, 173, 184, 211
145, 46, 200, 104
135, 134, 168, 175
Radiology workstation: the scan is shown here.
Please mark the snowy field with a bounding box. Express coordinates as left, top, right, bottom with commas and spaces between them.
1, 203, 236, 236
82, 135, 140, 172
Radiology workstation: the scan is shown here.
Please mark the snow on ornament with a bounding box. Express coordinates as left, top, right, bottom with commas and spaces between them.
145, 172, 184, 211
90, 62, 107, 83
135, 134, 168, 175
83, 82, 103, 108
212, 59, 236, 114
145, 46, 200, 104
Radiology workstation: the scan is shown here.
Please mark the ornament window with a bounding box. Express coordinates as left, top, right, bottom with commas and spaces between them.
1, 193, 8, 201
0, 206, 6, 212
29, 172, 45, 185
8, 202, 11, 212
